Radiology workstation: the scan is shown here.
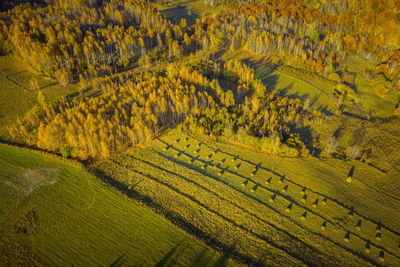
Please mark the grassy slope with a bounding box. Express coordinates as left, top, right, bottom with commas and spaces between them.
222, 50, 337, 114
222, 50, 399, 118
97, 128, 400, 266
253, 62, 336, 113
0, 144, 227, 266
346, 56, 399, 118
0, 55, 78, 138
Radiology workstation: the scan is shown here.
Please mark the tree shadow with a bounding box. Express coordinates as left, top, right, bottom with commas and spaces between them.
189, 247, 214, 267
212, 245, 235, 267
278, 82, 295, 98
160, 5, 198, 26
347, 165, 355, 178
109, 255, 126, 267
294, 125, 318, 157
159, 138, 400, 239
156, 242, 182, 267
151, 148, 384, 265
318, 105, 334, 116
0, 0, 47, 12
39, 82, 57, 90
241, 57, 279, 92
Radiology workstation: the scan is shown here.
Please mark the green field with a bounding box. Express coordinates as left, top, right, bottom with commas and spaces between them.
0, 55, 78, 138
96, 128, 400, 266
346, 56, 399, 118
221, 51, 338, 114
222, 50, 399, 119
0, 144, 228, 266
252, 63, 337, 114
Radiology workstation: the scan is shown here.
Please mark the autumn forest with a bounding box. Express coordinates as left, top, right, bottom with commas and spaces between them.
1, 0, 400, 266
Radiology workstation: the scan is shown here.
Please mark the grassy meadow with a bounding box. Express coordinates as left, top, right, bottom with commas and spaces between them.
222, 50, 399, 119
0, 55, 78, 138
0, 144, 229, 266
346, 56, 399, 118
95, 128, 400, 266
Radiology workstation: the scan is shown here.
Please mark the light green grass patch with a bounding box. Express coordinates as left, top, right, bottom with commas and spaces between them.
0, 144, 225, 266
222, 50, 337, 114
0, 55, 78, 138
137, 128, 400, 265
347, 56, 399, 118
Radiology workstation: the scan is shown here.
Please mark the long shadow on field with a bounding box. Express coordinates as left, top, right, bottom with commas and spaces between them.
158, 150, 400, 263
189, 247, 215, 267
156, 141, 400, 262
149, 151, 385, 265
109, 255, 126, 267
156, 242, 181, 267
348, 165, 355, 178
160, 5, 198, 26
162, 138, 400, 238
212, 245, 234, 267
123, 154, 335, 265
90, 167, 249, 265
112, 159, 309, 266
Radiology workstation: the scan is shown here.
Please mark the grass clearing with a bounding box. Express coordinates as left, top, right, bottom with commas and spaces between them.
253, 63, 336, 113
96, 128, 400, 266
223, 50, 337, 114
0, 55, 78, 138
223, 50, 400, 118
0, 144, 226, 266
347, 56, 399, 118
155, 0, 223, 25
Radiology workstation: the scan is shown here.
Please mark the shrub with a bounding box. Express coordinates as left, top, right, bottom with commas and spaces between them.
14, 211, 37, 235
365, 242, 370, 254
348, 210, 354, 218
379, 251, 384, 262
60, 147, 73, 158
285, 203, 293, 212
344, 231, 350, 242
282, 185, 288, 193
250, 184, 258, 192
312, 199, 318, 208
376, 233, 382, 241
301, 187, 306, 195
355, 220, 361, 231
321, 221, 327, 231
